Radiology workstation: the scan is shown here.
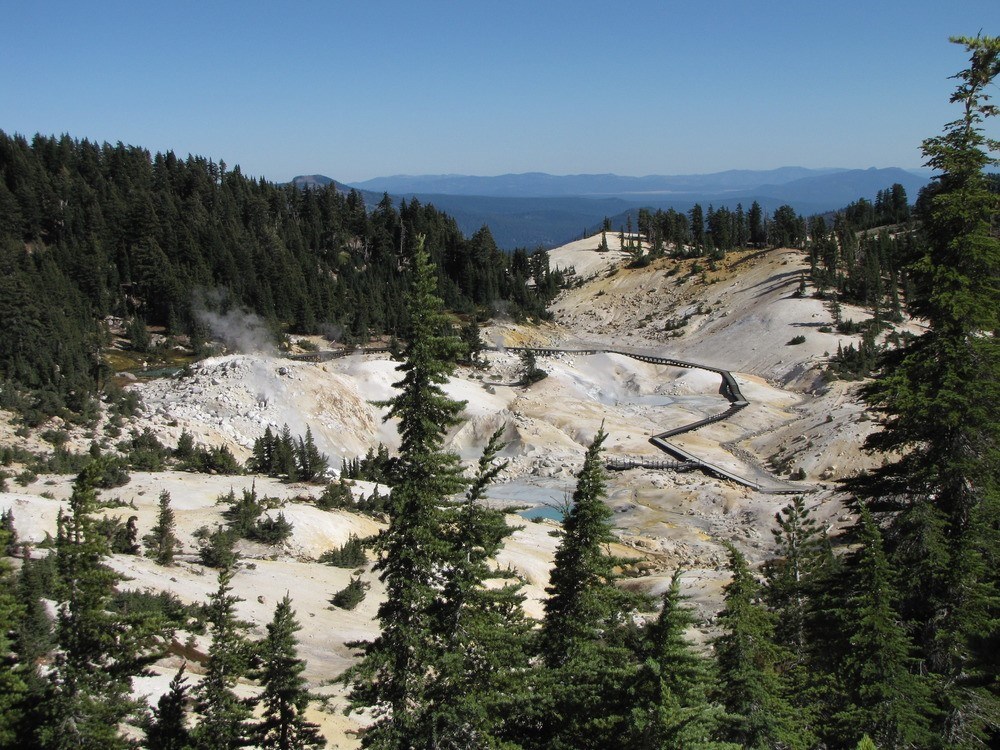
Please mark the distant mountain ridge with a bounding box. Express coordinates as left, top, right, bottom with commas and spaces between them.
290, 167, 930, 249
348, 167, 855, 197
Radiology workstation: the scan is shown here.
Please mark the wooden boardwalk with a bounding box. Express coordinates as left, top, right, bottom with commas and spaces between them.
495, 345, 808, 495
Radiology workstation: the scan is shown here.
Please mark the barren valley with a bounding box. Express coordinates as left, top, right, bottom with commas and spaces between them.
1, 237, 896, 747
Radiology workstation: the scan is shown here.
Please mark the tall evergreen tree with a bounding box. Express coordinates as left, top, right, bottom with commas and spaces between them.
624, 571, 736, 750
533, 428, 648, 749
36, 460, 162, 750
189, 569, 255, 750
714, 543, 807, 750
844, 36, 1000, 746
344, 235, 469, 748
425, 429, 533, 748
145, 664, 191, 750
763, 496, 829, 656
144, 489, 179, 566
252, 595, 324, 750
832, 506, 935, 749
294, 426, 328, 482
0, 524, 26, 747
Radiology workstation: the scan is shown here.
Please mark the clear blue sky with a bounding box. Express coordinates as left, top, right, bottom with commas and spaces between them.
3, 1, 997, 183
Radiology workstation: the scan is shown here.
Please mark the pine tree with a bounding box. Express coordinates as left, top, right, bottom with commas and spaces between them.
832, 506, 935, 749
624, 571, 736, 749
144, 489, 179, 565
0, 524, 26, 747
1, 508, 18, 555
714, 543, 807, 750
344, 235, 469, 748
424, 429, 533, 748
36, 460, 163, 749
762, 497, 832, 740
189, 569, 255, 750
252, 596, 324, 750
146, 664, 191, 750
763, 496, 830, 656
844, 36, 1000, 746
534, 428, 649, 749
295, 426, 328, 482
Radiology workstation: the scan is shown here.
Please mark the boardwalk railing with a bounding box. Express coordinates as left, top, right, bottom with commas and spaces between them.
606, 457, 697, 472
494, 345, 807, 495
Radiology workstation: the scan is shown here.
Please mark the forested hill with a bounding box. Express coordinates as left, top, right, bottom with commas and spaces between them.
0, 131, 563, 420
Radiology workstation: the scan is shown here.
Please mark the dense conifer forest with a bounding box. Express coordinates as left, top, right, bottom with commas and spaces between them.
0, 135, 566, 421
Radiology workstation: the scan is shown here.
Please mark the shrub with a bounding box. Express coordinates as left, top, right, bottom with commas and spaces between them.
197, 525, 239, 569
15, 469, 38, 486
315, 479, 353, 510
330, 577, 369, 610
787, 335, 806, 345
319, 535, 368, 568
221, 487, 264, 537
110, 589, 206, 633
247, 512, 293, 545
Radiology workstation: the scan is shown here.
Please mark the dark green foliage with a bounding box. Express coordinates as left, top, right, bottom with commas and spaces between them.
0, 131, 559, 422
35, 461, 165, 749
714, 544, 807, 749
423, 428, 532, 749
119, 427, 171, 471
827, 327, 881, 380
314, 478, 353, 510
90, 455, 131, 488
145, 665, 191, 750
762, 497, 830, 658
624, 571, 736, 749
252, 596, 325, 750
762, 498, 837, 740
107, 514, 141, 554
247, 511, 293, 545
346, 238, 532, 747
177, 442, 242, 475
127, 315, 151, 353
218, 485, 292, 544
0, 524, 27, 747
109, 589, 204, 633
189, 569, 255, 750
831, 506, 936, 749
174, 430, 195, 461
1, 508, 18, 556
534, 428, 651, 749
460, 318, 486, 364
295, 427, 328, 482
843, 37, 1000, 747
519, 348, 548, 385
220, 486, 264, 536
341, 442, 398, 485
248, 424, 327, 482
144, 489, 179, 565
786, 335, 806, 345
319, 535, 368, 568
770, 204, 806, 248
197, 525, 239, 570
331, 577, 369, 610
13, 555, 56, 672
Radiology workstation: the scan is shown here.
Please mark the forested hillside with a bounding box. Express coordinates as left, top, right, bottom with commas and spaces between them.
0, 134, 564, 421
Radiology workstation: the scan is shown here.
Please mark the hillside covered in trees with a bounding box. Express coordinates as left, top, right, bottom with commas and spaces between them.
0, 136, 566, 421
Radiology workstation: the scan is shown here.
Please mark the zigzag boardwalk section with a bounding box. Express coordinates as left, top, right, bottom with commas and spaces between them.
496, 346, 807, 495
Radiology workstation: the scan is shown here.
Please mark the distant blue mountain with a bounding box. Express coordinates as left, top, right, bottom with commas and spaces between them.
349, 167, 850, 198
291, 168, 930, 250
